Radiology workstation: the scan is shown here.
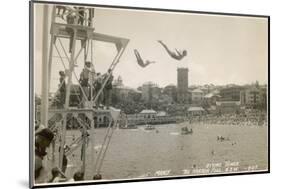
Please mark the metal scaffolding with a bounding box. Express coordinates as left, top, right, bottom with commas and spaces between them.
40, 5, 129, 179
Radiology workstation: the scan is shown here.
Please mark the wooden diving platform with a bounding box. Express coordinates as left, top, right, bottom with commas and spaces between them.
51, 23, 94, 40
51, 22, 129, 48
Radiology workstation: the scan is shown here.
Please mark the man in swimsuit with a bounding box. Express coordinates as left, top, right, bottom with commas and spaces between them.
134, 49, 156, 68
158, 40, 187, 60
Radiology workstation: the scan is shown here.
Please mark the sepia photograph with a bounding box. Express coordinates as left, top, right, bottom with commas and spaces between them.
30, 1, 269, 188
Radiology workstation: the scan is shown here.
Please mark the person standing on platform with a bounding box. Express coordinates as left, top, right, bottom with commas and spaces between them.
88, 62, 96, 101
88, 8, 95, 26
79, 61, 92, 106
103, 69, 114, 109
66, 13, 76, 53
58, 71, 66, 108
93, 72, 103, 108
76, 7, 85, 25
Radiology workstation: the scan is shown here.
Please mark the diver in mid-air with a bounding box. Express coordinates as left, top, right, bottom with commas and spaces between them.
134, 49, 156, 68
158, 40, 187, 61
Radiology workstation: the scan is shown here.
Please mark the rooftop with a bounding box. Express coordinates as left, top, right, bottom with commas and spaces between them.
192, 88, 204, 93
139, 109, 157, 114
188, 107, 205, 112
204, 93, 221, 98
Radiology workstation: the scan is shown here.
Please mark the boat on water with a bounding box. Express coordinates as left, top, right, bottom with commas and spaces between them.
181, 126, 193, 135
144, 124, 155, 130
120, 124, 138, 129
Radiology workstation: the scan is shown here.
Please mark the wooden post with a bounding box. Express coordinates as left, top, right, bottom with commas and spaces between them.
58, 116, 65, 169
40, 4, 49, 128
59, 17, 78, 170
86, 112, 95, 177
47, 5, 57, 166
89, 11, 95, 177
90, 9, 94, 106
48, 6, 56, 90
81, 127, 87, 175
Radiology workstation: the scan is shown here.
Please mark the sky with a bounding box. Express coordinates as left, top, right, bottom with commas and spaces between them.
34, 4, 268, 95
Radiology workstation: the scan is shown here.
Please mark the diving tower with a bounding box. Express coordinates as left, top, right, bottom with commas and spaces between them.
40, 5, 129, 180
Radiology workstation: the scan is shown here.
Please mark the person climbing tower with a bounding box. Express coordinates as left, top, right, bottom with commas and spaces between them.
134, 49, 156, 68
158, 40, 187, 60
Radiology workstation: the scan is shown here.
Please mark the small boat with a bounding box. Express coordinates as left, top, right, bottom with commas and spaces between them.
120, 124, 138, 129
144, 124, 155, 130
181, 126, 193, 135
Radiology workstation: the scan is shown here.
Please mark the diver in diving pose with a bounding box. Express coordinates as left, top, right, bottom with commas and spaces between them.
158, 40, 187, 60
134, 49, 156, 68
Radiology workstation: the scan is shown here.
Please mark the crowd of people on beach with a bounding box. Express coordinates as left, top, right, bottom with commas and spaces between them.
188, 111, 267, 127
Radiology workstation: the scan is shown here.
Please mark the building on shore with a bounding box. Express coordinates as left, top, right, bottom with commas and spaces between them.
177, 68, 189, 104
138, 109, 157, 119
240, 85, 267, 109
188, 106, 205, 116
214, 86, 244, 114
163, 84, 177, 103
203, 92, 221, 106
191, 88, 204, 105
112, 76, 142, 103
220, 86, 244, 102
141, 82, 161, 103
216, 101, 241, 114
126, 109, 179, 126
